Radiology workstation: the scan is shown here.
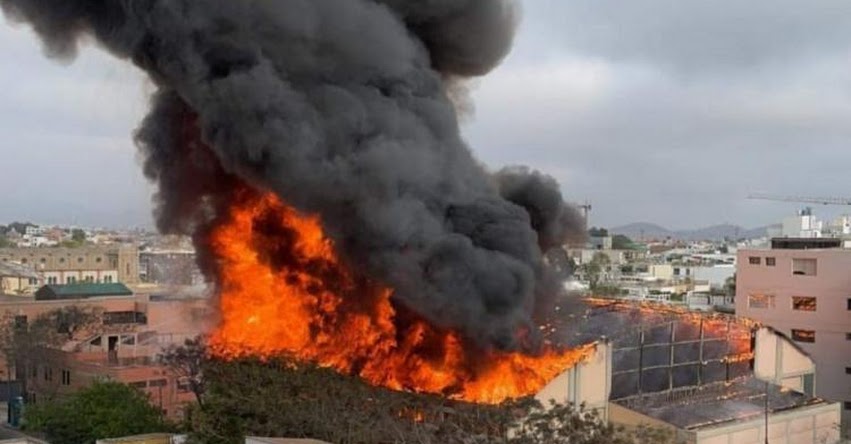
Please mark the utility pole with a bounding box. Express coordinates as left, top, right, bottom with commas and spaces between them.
764, 380, 769, 444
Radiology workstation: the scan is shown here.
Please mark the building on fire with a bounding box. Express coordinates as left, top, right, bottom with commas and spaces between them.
536, 301, 843, 443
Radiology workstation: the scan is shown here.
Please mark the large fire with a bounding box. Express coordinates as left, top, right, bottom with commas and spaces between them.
208, 190, 593, 404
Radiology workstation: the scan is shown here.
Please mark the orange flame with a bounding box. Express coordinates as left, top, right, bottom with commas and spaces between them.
208, 191, 593, 404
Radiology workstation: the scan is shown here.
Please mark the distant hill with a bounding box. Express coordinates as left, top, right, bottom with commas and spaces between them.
610, 222, 772, 241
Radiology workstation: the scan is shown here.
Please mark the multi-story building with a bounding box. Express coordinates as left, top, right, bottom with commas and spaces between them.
0, 245, 139, 286
0, 290, 211, 419
737, 239, 851, 435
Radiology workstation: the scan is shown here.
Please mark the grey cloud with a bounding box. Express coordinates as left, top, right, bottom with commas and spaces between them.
522, 0, 851, 74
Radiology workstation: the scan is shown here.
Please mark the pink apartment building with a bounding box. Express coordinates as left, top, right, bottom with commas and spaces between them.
0, 292, 212, 419
737, 239, 851, 435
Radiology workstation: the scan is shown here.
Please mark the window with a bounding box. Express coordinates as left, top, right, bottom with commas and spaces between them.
846, 332, 851, 341
95, 257, 102, 263
20, 258, 27, 264
845, 402, 851, 411
58, 257, 65, 263
43, 367, 52, 382
149, 379, 167, 388
803, 374, 814, 396
129, 381, 147, 389
846, 367, 851, 375
77, 257, 83, 264
791, 329, 816, 343
792, 296, 817, 312
28, 278, 37, 285
121, 335, 136, 345
90, 336, 102, 347
749, 257, 761, 265
104, 311, 147, 325
847, 298, 851, 310
177, 377, 191, 393
30, 365, 37, 379
66, 276, 76, 284
792, 258, 817, 276
104, 275, 113, 283
765, 257, 776, 266
748, 293, 775, 309
39, 258, 45, 264
61, 370, 71, 386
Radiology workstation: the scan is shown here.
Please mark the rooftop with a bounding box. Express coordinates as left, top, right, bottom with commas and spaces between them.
613, 377, 828, 430
770, 237, 843, 250
0, 261, 38, 279
35, 283, 133, 300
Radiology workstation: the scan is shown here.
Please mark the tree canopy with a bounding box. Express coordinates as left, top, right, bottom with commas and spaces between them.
185, 357, 676, 444
611, 234, 634, 250
23, 381, 170, 444
587, 227, 609, 238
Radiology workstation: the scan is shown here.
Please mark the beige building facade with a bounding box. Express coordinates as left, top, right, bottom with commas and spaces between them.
0, 245, 139, 287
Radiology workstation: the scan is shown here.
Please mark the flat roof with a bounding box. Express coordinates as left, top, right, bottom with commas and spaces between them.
613, 377, 829, 430
37, 283, 133, 298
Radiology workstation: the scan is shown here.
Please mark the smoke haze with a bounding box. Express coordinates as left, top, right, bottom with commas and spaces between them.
1, 0, 583, 350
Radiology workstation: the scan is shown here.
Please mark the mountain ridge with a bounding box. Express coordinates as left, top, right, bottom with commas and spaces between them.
609, 222, 772, 241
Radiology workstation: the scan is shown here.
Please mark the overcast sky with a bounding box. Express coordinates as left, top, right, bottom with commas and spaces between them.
3, 1, 851, 230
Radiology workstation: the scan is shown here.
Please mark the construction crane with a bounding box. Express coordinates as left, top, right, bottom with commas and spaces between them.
748, 193, 851, 206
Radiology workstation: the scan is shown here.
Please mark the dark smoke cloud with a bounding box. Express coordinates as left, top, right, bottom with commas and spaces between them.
1, 0, 583, 350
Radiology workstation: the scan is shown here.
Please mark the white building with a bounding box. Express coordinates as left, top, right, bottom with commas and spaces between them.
781, 208, 823, 238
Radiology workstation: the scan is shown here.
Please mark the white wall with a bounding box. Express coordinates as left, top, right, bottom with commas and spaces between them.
535, 341, 611, 419
695, 403, 840, 444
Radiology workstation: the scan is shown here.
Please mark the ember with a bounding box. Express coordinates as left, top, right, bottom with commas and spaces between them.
208, 190, 593, 404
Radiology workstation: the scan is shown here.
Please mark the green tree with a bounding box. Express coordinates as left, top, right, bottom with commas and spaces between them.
24, 381, 169, 444
159, 336, 207, 407
0, 306, 102, 397
187, 358, 677, 444
511, 401, 677, 444
611, 234, 634, 250
724, 274, 736, 296
588, 227, 609, 238
71, 229, 86, 243
0, 236, 12, 248
581, 252, 611, 291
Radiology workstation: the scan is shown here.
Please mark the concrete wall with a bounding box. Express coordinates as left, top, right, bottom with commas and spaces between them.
0, 276, 39, 295
753, 327, 816, 393
608, 402, 680, 432
650, 264, 674, 281
694, 402, 840, 444
737, 248, 851, 431
535, 341, 611, 419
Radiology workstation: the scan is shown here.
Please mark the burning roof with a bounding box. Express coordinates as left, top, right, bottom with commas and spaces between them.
0, 0, 596, 402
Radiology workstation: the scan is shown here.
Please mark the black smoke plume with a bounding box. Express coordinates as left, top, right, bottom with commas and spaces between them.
1, 0, 584, 350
